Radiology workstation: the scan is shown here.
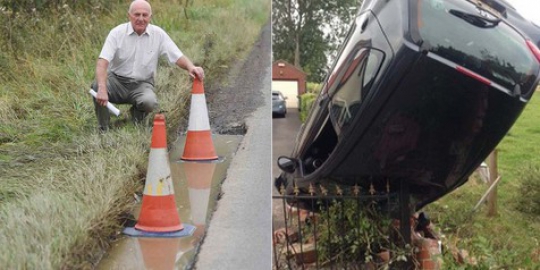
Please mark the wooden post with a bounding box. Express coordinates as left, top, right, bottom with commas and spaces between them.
487, 150, 498, 217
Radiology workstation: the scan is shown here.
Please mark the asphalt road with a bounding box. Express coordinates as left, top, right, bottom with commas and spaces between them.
272, 110, 302, 229
194, 22, 272, 269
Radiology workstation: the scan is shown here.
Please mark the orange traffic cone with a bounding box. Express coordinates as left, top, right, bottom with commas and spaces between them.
181, 78, 218, 161
123, 114, 195, 238
183, 162, 216, 232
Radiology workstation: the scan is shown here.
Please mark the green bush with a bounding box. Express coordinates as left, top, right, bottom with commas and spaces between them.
299, 92, 316, 122
302, 199, 413, 267
306, 82, 322, 94
515, 164, 540, 216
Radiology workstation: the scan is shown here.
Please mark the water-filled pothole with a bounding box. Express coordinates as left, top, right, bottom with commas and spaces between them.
97, 134, 242, 269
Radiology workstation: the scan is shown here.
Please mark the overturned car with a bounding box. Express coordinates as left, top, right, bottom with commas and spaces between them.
276, 0, 540, 211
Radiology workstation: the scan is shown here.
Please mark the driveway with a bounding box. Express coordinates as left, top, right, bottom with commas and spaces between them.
272, 109, 302, 228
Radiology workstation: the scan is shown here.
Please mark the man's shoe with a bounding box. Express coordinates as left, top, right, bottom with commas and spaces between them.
130, 106, 148, 124
99, 126, 108, 133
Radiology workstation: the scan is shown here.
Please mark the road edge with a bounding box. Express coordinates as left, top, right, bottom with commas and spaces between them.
194, 22, 272, 270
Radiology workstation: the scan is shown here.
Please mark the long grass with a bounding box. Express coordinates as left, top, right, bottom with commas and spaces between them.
0, 0, 269, 268
424, 87, 540, 269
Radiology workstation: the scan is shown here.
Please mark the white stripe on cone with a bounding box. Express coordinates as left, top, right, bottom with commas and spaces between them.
145, 148, 174, 196
187, 94, 211, 131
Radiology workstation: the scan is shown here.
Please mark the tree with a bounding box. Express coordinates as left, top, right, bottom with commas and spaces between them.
272, 0, 359, 82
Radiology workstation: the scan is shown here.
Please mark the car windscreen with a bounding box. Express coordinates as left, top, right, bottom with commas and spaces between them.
417, 0, 538, 92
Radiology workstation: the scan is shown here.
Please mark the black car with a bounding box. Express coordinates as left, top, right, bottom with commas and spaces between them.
276, 0, 540, 212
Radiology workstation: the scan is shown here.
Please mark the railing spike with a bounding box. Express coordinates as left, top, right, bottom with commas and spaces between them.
369, 183, 376, 195
336, 184, 343, 196
308, 183, 316, 196
353, 184, 360, 196
320, 184, 328, 196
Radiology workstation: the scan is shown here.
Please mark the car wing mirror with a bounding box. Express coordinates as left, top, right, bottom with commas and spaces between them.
277, 156, 297, 173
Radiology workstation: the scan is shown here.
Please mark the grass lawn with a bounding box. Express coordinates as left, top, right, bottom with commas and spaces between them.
425, 87, 540, 269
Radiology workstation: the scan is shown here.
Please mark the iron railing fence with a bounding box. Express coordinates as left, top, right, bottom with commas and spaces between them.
272, 183, 416, 270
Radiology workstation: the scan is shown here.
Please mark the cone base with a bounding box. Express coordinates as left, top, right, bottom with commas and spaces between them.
181, 156, 219, 161
123, 224, 196, 238
135, 223, 184, 232
181, 130, 218, 161
135, 195, 183, 232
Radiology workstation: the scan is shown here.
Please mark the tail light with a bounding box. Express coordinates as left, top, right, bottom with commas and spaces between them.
526, 40, 540, 63
456, 66, 492, 85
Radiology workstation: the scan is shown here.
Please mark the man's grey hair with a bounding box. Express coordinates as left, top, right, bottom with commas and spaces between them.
129, 0, 152, 15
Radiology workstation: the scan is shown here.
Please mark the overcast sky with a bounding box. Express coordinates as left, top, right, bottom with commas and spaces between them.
507, 0, 540, 25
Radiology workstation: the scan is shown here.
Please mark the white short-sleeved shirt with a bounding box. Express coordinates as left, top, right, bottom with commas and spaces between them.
99, 23, 183, 80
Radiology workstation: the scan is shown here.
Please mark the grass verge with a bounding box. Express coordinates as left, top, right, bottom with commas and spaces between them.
0, 0, 269, 268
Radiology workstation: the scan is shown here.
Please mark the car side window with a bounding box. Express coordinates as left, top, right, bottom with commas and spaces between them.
272, 92, 284, 100
329, 49, 384, 135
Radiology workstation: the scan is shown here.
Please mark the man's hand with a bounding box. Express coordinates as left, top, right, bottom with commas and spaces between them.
176, 56, 204, 80
189, 66, 205, 81
96, 86, 109, 107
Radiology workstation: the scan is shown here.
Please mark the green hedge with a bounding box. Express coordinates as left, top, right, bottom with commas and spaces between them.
306, 82, 322, 94
299, 93, 316, 122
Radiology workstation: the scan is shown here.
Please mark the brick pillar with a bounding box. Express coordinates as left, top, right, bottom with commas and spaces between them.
415, 238, 443, 270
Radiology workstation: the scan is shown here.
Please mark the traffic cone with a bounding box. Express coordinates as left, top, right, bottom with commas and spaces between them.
183, 162, 216, 231
181, 78, 218, 161
123, 114, 195, 238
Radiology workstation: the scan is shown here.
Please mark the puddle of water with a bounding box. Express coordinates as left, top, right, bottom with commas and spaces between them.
97, 134, 242, 270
